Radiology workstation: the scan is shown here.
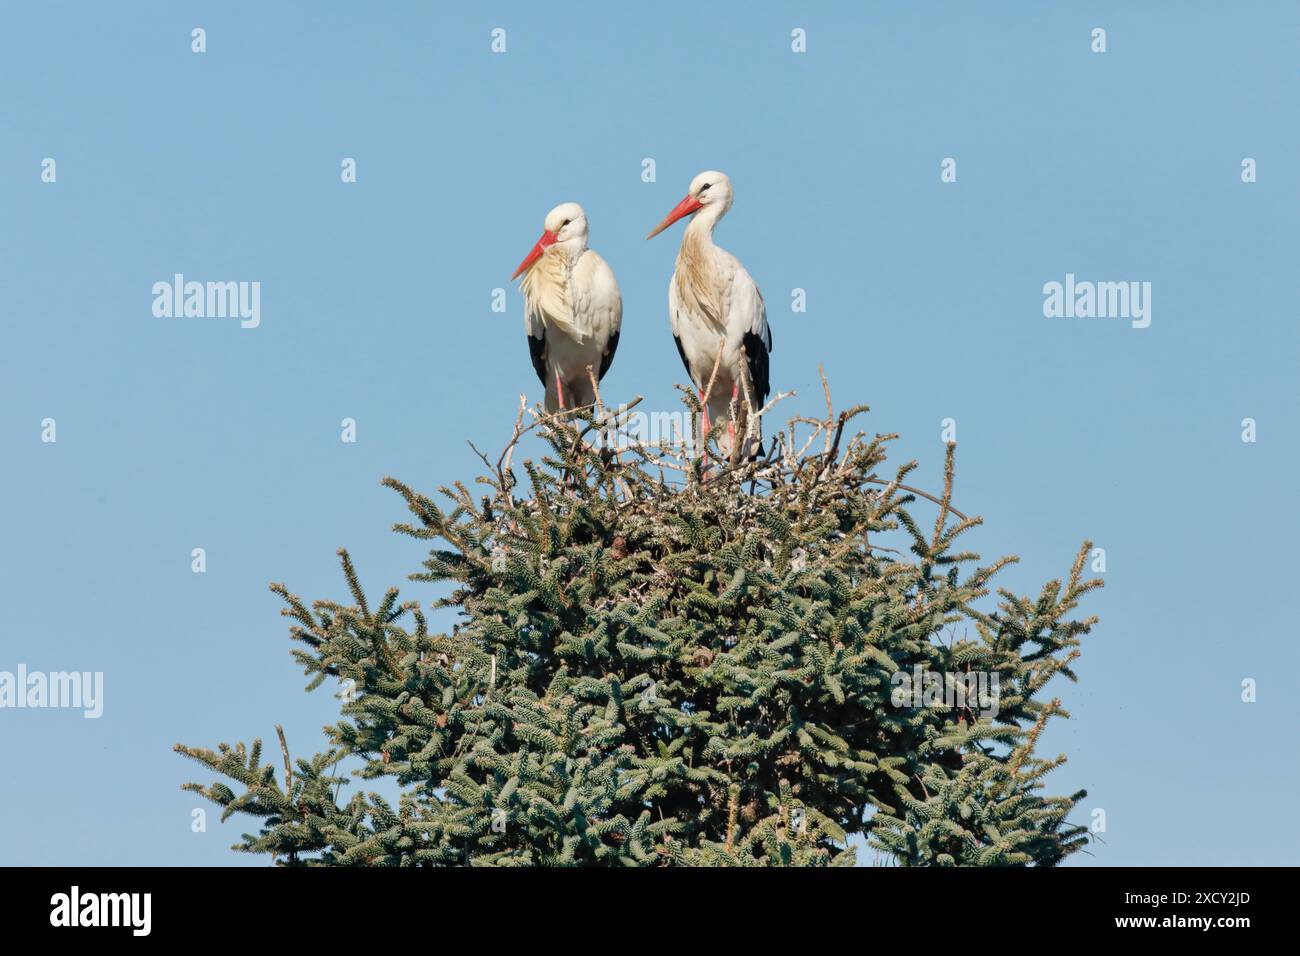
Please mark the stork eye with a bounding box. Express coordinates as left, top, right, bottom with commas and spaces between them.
561, 219, 571, 228
699, 183, 711, 193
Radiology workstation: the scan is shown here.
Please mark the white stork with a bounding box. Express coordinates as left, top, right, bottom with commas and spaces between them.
512, 202, 621, 413
647, 171, 771, 458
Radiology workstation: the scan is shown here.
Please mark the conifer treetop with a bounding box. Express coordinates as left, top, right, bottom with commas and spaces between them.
176, 379, 1101, 866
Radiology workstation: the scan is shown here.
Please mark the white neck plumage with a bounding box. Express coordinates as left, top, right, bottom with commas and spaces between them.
685, 202, 727, 243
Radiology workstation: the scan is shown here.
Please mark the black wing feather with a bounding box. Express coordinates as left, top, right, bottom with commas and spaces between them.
527, 330, 547, 386
672, 334, 691, 381
743, 330, 771, 403
598, 330, 620, 381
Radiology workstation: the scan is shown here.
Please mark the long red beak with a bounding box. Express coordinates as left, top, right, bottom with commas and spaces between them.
512, 230, 558, 279
646, 195, 703, 239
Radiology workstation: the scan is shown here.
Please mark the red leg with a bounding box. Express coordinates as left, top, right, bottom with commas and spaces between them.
728, 384, 739, 453
699, 389, 711, 468
555, 369, 565, 410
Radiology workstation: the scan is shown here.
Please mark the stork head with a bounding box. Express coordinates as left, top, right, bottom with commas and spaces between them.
646, 170, 732, 239
512, 202, 588, 279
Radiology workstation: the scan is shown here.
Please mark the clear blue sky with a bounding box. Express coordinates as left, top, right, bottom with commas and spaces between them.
2, 1, 1296, 866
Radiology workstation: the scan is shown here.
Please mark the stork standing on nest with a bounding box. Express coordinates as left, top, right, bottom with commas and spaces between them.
647, 171, 771, 458
512, 202, 622, 413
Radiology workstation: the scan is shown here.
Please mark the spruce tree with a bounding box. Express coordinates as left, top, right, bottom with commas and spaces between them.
176, 385, 1101, 866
